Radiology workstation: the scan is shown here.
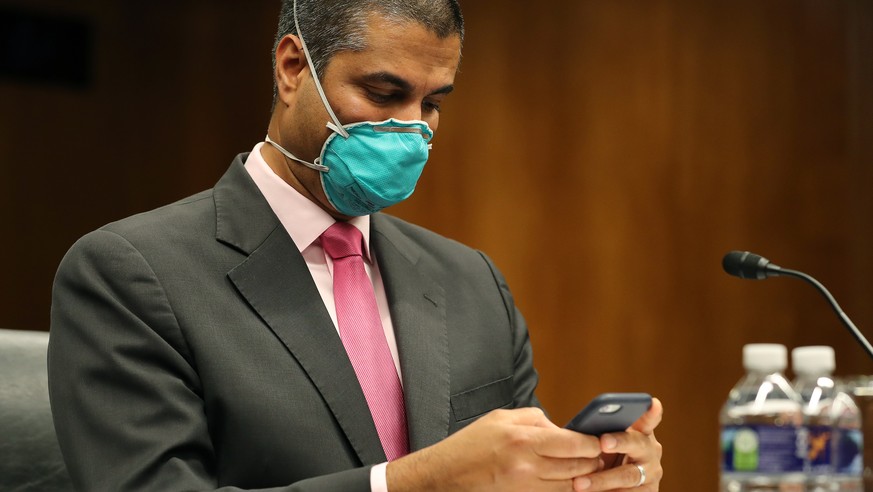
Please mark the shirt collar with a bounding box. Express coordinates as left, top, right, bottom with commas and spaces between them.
243, 142, 372, 260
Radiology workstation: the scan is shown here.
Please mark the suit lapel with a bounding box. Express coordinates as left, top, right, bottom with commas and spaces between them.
215, 158, 386, 465
371, 215, 450, 451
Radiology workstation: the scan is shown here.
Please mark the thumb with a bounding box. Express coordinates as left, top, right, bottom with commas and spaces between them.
631, 397, 663, 435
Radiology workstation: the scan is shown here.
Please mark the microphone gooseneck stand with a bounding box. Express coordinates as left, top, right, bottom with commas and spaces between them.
722, 250, 873, 361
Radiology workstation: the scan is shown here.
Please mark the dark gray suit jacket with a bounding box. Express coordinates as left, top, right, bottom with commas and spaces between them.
48, 154, 540, 491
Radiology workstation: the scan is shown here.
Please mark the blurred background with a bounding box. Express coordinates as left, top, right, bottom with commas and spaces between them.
1, 0, 871, 489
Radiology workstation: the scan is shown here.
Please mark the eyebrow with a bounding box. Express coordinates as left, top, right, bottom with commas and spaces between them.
361, 71, 455, 96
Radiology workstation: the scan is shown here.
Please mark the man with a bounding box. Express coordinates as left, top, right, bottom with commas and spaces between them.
48, 1, 663, 491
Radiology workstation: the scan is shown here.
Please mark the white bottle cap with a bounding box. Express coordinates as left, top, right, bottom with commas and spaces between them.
792, 346, 835, 375
743, 343, 787, 373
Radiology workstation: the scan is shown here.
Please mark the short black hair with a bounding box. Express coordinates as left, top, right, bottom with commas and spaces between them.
271, 0, 464, 106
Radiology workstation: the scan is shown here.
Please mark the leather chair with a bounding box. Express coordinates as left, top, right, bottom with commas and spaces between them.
0, 328, 73, 491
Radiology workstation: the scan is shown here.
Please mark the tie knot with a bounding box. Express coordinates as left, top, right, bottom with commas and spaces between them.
321, 222, 364, 260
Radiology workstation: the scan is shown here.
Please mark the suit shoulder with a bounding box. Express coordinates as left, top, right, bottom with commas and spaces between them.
371, 213, 503, 279
374, 213, 476, 255
99, 189, 215, 241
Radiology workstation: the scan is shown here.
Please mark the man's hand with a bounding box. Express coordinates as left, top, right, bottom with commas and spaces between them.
387, 407, 602, 492
573, 397, 664, 491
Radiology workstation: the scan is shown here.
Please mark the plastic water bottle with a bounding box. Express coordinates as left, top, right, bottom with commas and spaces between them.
831, 378, 863, 491
720, 344, 805, 492
792, 346, 837, 492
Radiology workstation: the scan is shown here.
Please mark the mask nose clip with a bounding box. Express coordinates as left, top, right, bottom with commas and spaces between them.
373, 125, 428, 136
373, 125, 433, 149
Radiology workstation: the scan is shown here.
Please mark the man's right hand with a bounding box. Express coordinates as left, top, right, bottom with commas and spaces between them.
387, 407, 602, 491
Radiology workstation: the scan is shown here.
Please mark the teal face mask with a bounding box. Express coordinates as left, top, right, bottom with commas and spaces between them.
266, 119, 433, 217
265, 0, 434, 217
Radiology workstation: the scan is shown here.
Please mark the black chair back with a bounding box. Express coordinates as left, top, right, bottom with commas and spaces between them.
0, 328, 73, 491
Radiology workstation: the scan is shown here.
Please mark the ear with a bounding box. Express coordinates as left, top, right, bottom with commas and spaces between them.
274, 34, 308, 106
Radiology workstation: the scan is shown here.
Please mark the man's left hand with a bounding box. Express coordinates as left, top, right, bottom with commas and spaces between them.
572, 397, 664, 491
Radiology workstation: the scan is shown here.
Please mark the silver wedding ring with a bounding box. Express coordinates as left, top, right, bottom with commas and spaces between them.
634, 464, 646, 487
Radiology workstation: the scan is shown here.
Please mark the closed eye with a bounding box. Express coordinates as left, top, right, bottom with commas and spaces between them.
365, 89, 401, 105
423, 99, 442, 113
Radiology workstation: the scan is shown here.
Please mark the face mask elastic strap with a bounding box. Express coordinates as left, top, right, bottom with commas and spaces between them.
326, 121, 347, 137
292, 0, 350, 139
264, 134, 330, 172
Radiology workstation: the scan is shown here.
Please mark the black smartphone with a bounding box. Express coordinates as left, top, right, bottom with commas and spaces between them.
565, 393, 652, 436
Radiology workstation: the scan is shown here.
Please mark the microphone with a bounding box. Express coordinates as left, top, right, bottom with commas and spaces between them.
722, 250, 873, 360
722, 251, 781, 280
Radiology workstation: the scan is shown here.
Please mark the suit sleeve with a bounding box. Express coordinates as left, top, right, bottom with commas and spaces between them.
48, 229, 372, 492
476, 251, 542, 410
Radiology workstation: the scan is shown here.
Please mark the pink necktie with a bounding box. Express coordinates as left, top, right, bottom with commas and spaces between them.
320, 222, 409, 461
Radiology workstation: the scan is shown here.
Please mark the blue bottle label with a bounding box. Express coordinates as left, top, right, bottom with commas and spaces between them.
721, 425, 804, 473
833, 427, 862, 475
804, 425, 833, 473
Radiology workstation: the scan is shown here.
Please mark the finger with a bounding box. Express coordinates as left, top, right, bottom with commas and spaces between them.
600, 431, 651, 456
488, 408, 602, 458
532, 427, 602, 459
535, 456, 602, 480
539, 479, 585, 492
631, 397, 663, 435
496, 408, 602, 458
573, 463, 660, 491
602, 433, 663, 471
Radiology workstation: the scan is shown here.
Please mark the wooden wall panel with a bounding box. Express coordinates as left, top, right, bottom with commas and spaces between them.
1, 1, 870, 489
0, 0, 278, 330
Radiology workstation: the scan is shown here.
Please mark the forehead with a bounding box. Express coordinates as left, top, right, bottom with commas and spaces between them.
326, 12, 462, 88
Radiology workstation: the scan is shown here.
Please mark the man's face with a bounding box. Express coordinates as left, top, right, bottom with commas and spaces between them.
295, 13, 462, 160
